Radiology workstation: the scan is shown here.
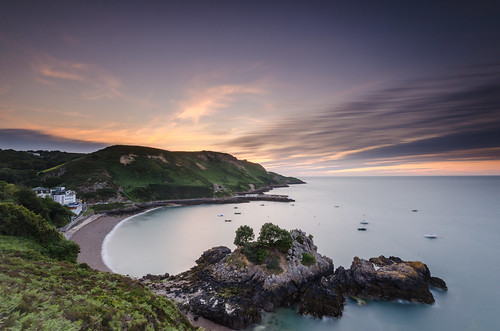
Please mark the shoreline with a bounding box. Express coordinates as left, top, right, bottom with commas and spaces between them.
66, 190, 297, 330
69, 214, 127, 272
67, 191, 297, 272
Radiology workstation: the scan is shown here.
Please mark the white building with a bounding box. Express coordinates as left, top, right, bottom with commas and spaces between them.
33, 187, 51, 198
32, 186, 77, 205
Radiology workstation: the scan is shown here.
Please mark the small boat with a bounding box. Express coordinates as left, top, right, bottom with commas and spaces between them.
360, 220, 369, 225
234, 206, 238, 209
217, 214, 223, 217
424, 234, 437, 239
225, 219, 232, 222
260, 204, 265, 206
412, 209, 418, 212
234, 212, 241, 215
357, 227, 367, 231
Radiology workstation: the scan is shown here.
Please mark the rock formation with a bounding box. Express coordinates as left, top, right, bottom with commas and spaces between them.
140, 230, 447, 330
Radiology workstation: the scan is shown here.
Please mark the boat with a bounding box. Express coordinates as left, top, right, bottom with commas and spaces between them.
260, 204, 265, 206
234, 212, 241, 215
360, 220, 369, 225
217, 214, 223, 217
225, 219, 232, 222
424, 234, 437, 239
234, 206, 238, 209
412, 209, 418, 212
357, 227, 367, 231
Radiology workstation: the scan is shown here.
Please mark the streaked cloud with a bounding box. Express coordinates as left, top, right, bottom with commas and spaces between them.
33, 55, 122, 100
224, 63, 500, 175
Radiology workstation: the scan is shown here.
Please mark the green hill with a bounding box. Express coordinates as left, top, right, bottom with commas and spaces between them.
41, 145, 303, 202
0, 149, 83, 186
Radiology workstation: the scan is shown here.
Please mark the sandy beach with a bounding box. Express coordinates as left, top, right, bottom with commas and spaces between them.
69, 214, 126, 272
67, 211, 233, 330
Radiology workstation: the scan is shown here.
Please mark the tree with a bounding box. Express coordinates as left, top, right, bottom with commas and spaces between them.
257, 223, 293, 253
234, 225, 255, 246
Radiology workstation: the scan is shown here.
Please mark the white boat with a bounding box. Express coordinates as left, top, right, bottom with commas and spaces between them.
424, 234, 438, 239
360, 220, 369, 225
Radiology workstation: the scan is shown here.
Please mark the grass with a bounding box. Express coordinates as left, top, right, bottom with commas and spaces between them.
301, 252, 316, 266
0, 236, 197, 330
41, 145, 303, 202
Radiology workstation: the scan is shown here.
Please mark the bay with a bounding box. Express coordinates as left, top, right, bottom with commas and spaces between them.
103, 176, 500, 330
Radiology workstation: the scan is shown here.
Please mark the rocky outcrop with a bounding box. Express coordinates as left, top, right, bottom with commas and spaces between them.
140, 231, 447, 330
330, 255, 447, 304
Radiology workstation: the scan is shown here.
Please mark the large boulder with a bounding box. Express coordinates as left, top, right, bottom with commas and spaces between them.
333, 255, 446, 304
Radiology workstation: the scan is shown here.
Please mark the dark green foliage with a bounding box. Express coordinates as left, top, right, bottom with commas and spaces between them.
0, 202, 79, 262
0, 149, 82, 186
301, 252, 316, 266
297, 234, 304, 244
1, 182, 73, 227
265, 254, 283, 273
0, 236, 196, 330
258, 222, 293, 253
42, 197, 74, 227
242, 242, 269, 264
234, 225, 255, 246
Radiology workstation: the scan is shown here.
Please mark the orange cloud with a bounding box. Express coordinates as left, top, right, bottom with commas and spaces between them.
176, 84, 263, 123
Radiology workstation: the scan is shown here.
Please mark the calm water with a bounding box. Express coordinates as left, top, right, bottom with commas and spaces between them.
103, 177, 500, 330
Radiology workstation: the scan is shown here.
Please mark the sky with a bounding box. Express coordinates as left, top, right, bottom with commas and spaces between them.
1, 1, 500, 176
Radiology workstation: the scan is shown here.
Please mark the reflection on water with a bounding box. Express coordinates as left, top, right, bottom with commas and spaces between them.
104, 177, 500, 330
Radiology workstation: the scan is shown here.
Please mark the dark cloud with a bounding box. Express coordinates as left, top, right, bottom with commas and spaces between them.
0, 129, 108, 153
225, 63, 500, 167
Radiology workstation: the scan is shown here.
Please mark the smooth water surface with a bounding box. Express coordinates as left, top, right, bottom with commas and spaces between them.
104, 177, 500, 330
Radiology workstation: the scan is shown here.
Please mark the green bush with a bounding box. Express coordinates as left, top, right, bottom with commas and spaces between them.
234, 225, 255, 246
258, 222, 293, 253
301, 252, 316, 266
242, 242, 269, 264
0, 202, 79, 262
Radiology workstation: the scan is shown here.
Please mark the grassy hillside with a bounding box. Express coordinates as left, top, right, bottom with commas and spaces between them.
0, 149, 83, 186
0, 236, 196, 330
41, 145, 303, 201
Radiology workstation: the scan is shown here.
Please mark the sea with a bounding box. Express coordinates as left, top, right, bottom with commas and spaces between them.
103, 176, 500, 330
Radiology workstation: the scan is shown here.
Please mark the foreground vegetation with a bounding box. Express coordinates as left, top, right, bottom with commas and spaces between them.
0, 181, 196, 330
0, 236, 196, 330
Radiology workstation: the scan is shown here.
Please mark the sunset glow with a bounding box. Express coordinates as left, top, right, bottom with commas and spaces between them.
1, 2, 499, 176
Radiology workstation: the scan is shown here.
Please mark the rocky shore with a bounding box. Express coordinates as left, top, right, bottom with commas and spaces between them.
140, 230, 447, 330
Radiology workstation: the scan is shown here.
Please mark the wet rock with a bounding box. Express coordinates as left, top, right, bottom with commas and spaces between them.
335, 255, 446, 304
140, 232, 446, 330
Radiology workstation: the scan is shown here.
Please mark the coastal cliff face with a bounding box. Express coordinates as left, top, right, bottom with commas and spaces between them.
140, 230, 447, 330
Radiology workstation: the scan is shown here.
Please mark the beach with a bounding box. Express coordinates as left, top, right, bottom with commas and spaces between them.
69, 214, 127, 272
67, 211, 233, 331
